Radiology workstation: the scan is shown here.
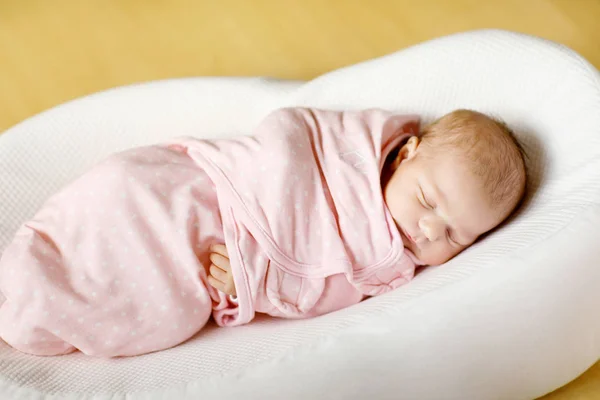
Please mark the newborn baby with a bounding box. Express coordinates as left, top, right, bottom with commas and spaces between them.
210, 109, 527, 297
0, 108, 526, 357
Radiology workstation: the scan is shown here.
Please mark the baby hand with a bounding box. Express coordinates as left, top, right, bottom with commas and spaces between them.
207, 244, 237, 297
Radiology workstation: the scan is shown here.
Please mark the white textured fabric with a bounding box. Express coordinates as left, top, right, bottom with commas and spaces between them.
0, 29, 599, 400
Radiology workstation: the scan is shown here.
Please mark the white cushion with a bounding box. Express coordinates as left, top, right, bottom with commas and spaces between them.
1, 29, 599, 400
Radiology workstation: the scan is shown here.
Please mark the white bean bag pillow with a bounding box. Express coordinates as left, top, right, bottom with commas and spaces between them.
0, 29, 599, 400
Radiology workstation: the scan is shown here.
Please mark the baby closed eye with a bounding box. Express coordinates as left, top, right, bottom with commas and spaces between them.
419, 187, 434, 210
446, 230, 457, 246
446, 229, 465, 247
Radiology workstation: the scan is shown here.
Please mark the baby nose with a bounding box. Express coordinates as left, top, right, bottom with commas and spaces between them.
419, 216, 445, 242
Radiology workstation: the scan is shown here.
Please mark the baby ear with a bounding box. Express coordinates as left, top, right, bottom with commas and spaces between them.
390, 136, 419, 171
399, 136, 420, 161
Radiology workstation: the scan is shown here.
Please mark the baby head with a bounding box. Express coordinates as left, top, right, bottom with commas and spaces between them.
383, 109, 527, 265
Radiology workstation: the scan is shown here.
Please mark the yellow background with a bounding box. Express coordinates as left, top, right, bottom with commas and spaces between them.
0, 1, 599, 398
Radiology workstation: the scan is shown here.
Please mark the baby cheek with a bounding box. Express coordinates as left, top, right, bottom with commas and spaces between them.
421, 242, 455, 265
438, 243, 464, 264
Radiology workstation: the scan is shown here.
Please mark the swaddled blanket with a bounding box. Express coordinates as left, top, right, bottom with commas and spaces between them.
0, 108, 420, 357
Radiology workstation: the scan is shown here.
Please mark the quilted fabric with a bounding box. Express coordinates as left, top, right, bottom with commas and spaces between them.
0, 29, 599, 399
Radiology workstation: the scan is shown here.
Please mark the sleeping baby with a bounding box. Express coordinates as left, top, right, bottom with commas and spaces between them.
0, 107, 526, 357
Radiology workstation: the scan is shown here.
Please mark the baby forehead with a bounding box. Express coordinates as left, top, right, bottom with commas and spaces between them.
418, 156, 498, 205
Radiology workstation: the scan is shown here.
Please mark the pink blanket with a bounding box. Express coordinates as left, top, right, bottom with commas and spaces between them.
0, 108, 420, 357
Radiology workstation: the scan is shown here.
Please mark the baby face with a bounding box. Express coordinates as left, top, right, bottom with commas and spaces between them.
383, 137, 506, 265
